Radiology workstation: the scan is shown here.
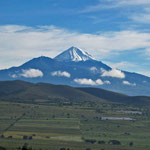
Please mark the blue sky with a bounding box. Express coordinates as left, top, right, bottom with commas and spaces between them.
0, 0, 150, 76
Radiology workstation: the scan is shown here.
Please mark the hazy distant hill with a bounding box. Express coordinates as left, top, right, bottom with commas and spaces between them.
78, 87, 150, 106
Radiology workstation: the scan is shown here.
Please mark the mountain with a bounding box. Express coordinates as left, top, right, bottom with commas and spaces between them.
0, 46, 150, 96
0, 80, 150, 106
54, 46, 95, 62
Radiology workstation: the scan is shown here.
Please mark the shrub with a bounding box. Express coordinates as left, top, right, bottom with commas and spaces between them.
23, 136, 28, 140
85, 139, 96, 144
8, 136, 13, 139
108, 140, 121, 145
28, 136, 32, 140
98, 140, 105, 144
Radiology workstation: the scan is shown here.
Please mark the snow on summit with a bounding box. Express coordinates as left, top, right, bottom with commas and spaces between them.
54, 46, 96, 62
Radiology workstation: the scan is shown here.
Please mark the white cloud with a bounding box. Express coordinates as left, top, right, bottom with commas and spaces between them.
95, 79, 104, 85
104, 80, 111, 84
20, 69, 43, 78
74, 78, 109, 86
123, 80, 136, 86
1, 25, 150, 69
51, 71, 71, 78
101, 68, 125, 78
74, 78, 97, 85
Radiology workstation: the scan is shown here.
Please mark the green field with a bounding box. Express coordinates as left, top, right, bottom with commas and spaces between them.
0, 101, 150, 150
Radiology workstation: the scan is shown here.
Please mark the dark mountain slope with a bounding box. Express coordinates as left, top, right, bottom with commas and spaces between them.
0, 80, 33, 96
78, 87, 150, 106
0, 80, 150, 106
0, 80, 104, 103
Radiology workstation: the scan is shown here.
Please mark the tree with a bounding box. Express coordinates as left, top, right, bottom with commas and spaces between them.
0, 146, 6, 150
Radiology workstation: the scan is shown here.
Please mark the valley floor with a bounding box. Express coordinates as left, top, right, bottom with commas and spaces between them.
0, 101, 150, 150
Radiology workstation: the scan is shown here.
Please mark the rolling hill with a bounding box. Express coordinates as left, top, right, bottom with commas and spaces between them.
0, 80, 104, 103
0, 80, 150, 106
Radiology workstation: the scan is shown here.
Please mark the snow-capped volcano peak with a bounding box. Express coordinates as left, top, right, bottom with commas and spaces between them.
54, 46, 96, 62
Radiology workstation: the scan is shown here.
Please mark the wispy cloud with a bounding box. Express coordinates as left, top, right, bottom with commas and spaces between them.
131, 13, 150, 23
81, 0, 150, 13
123, 80, 136, 86
103, 61, 137, 70
80, 0, 150, 24
0, 25, 150, 71
116, 0, 150, 6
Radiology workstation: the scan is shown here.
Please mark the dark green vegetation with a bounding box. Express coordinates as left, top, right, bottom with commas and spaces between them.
0, 80, 150, 106
0, 80, 104, 104
0, 101, 150, 150
0, 80, 150, 150
78, 87, 150, 106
